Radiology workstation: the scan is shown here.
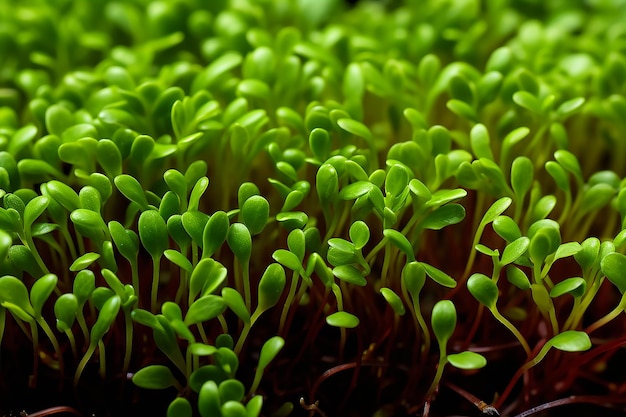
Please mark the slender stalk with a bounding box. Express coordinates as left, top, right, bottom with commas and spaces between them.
491, 308, 531, 356
122, 308, 133, 376
98, 340, 106, 379
279, 270, 300, 335
37, 317, 64, 386
151, 256, 161, 312
585, 295, 626, 334
74, 343, 97, 387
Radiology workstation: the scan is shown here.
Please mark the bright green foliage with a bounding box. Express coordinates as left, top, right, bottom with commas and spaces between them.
1, 0, 626, 416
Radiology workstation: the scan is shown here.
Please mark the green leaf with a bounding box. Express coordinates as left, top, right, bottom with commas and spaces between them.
97, 139, 123, 178
470, 124, 494, 160
198, 381, 222, 417
246, 395, 263, 417
190, 258, 227, 300
482, 197, 512, 226
340, 181, 374, 200
227, 223, 252, 263
241, 196, 269, 236
380, 287, 405, 315
30, 274, 58, 318
69, 252, 101, 271
500, 237, 530, 266
54, 293, 78, 331
383, 229, 415, 262
550, 277, 586, 298
182, 210, 209, 247
326, 311, 360, 328
188, 343, 218, 356
255, 335, 284, 379
0, 276, 35, 317
447, 351, 487, 370
73, 270, 95, 306
221, 401, 247, 417
554, 150, 583, 184
109, 221, 139, 262
337, 118, 372, 140
420, 204, 465, 230
185, 295, 227, 325
349, 221, 370, 250
403, 261, 426, 298
492, 215, 522, 242
467, 273, 498, 309
272, 249, 302, 272
601, 252, 626, 294
431, 300, 456, 348
202, 211, 230, 258
332, 265, 367, 286
167, 397, 192, 417
385, 164, 409, 197
139, 210, 169, 259
188, 177, 209, 211
164, 249, 193, 273
506, 266, 531, 290
513, 91, 542, 114
114, 174, 148, 210
70, 209, 108, 241
511, 157, 533, 202
132, 365, 179, 390
222, 287, 250, 325
257, 263, 286, 313
529, 226, 561, 265
575, 237, 600, 272
23, 196, 49, 233
90, 294, 121, 345
422, 262, 456, 288
548, 330, 591, 352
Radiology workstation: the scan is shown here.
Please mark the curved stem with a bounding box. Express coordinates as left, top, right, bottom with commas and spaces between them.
151, 256, 161, 312
122, 308, 133, 377
74, 343, 97, 387
585, 295, 626, 334
37, 317, 64, 386
491, 308, 531, 356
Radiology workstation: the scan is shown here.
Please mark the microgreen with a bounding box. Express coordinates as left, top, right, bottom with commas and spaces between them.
2, 1, 626, 415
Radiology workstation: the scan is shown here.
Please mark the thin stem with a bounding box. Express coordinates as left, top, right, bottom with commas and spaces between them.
37, 317, 64, 387
424, 354, 448, 417
122, 308, 133, 377
234, 322, 251, 355
64, 329, 78, 359
151, 256, 161, 312
30, 321, 39, 388
491, 308, 531, 356
585, 295, 626, 334
514, 395, 626, 417
279, 270, 300, 335
98, 340, 106, 379
74, 342, 97, 387
242, 259, 251, 312
494, 341, 553, 409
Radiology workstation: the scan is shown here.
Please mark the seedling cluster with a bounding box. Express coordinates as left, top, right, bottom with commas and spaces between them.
1, 0, 626, 416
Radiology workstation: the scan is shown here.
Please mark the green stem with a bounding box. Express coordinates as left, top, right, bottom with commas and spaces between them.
279, 271, 300, 335
491, 308, 531, 356
425, 353, 448, 400
98, 340, 106, 379
122, 308, 133, 377
75, 307, 90, 350
234, 322, 251, 355
74, 342, 97, 387
30, 321, 39, 388
37, 317, 64, 381
64, 329, 78, 359
242, 259, 251, 313
151, 256, 161, 312
495, 340, 554, 409
130, 260, 140, 305
585, 294, 626, 334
